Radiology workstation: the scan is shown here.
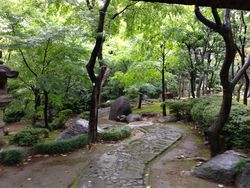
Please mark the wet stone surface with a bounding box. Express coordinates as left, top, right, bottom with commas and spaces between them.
78, 125, 182, 188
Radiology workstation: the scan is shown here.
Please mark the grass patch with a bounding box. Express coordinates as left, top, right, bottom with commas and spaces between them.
133, 102, 164, 114
99, 126, 132, 141
33, 135, 88, 154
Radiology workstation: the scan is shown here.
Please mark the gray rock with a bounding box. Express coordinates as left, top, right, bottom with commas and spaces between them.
236, 167, 250, 188
192, 150, 249, 185
109, 96, 132, 121
126, 114, 142, 123
56, 119, 102, 141
158, 116, 179, 123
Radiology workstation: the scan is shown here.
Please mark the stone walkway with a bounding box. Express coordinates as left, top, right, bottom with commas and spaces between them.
78, 124, 182, 188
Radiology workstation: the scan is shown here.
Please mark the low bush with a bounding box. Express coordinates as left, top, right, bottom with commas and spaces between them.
99, 126, 132, 141
190, 95, 250, 149
12, 127, 49, 146
4, 110, 25, 123
50, 109, 73, 129
33, 135, 88, 154
0, 149, 26, 165
165, 99, 193, 118
3, 100, 26, 123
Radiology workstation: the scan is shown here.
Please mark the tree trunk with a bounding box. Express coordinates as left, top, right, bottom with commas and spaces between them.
89, 82, 101, 142
43, 90, 49, 129
207, 89, 233, 156
196, 74, 203, 98
162, 61, 166, 116
190, 73, 196, 98
243, 73, 249, 105
33, 88, 41, 124
138, 93, 143, 109
86, 0, 111, 143
237, 83, 243, 102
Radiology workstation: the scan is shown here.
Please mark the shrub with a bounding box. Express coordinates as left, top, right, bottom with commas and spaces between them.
3, 100, 26, 123
50, 109, 73, 129
190, 95, 250, 149
0, 149, 26, 165
33, 135, 88, 154
165, 99, 193, 118
99, 126, 132, 141
12, 127, 49, 146
4, 110, 25, 123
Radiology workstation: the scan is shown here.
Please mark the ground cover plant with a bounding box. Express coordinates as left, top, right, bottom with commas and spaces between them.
98, 126, 132, 141
166, 96, 250, 149
33, 135, 88, 154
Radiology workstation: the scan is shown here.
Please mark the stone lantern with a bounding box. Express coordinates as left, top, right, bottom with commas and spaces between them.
0, 51, 18, 136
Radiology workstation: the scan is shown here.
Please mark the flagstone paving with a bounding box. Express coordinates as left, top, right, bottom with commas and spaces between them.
78, 124, 182, 188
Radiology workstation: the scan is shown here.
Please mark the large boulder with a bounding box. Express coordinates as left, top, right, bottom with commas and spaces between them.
192, 150, 249, 185
126, 114, 142, 123
56, 119, 102, 141
236, 167, 250, 188
109, 96, 132, 121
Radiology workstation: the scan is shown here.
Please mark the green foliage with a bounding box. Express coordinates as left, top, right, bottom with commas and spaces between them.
12, 127, 49, 146
191, 96, 221, 129
0, 149, 26, 165
4, 100, 25, 123
165, 99, 193, 118
99, 126, 132, 141
190, 96, 250, 149
33, 135, 88, 154
50, 109, 72, 129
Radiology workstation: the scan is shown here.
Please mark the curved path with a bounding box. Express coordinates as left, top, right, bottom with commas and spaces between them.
78, 124, 182, 188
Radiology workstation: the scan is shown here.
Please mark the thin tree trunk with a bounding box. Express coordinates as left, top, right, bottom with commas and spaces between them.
43, 90, 49, 129
33, 88, 41, 124
86, 0, 111, 143
237, 83, 243, 102
138, 93, 143, 109
243, 73, 249, 105
208, 89, 233, 156
196, 74, 203, 98
89, 82, 101, 142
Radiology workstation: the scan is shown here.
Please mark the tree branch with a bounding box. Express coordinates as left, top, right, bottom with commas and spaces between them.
111, 3, 137, 20
41, 38, 51, 74
19, 48, 38, 77
212, 8, 222, 26
86, 0, 94, 10
231, 54, 250, 86
195, 6, 218, 31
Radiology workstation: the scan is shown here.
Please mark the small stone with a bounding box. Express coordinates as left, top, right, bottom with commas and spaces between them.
218, 184, 224, 188
27, 178, 32, 181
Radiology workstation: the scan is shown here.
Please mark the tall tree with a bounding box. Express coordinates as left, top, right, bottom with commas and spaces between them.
195, 7, 250, 156
86, 0, 111, 143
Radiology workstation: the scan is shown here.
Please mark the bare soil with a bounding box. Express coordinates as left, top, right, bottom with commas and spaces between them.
148, 122, 234, 188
